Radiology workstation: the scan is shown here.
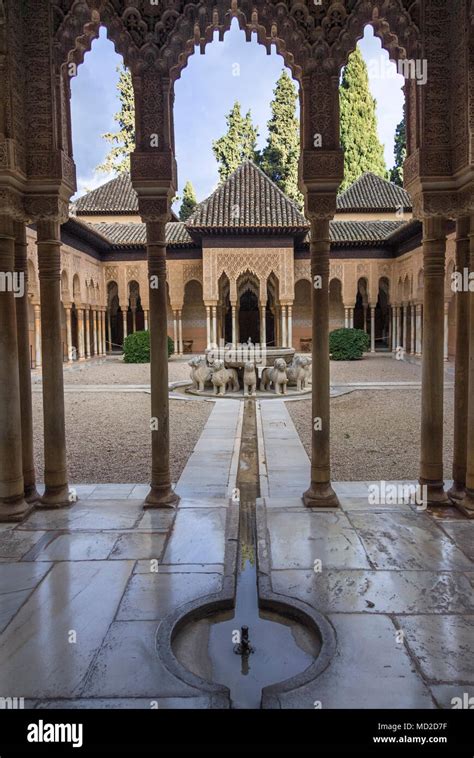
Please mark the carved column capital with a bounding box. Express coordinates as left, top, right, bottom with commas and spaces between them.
25, 195, 69, 224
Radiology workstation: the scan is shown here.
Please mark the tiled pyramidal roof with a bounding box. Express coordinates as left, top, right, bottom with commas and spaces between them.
90, 221, 193, 247
186, 160, 309, 233
336, 172, 412, 212
74, 173, 139, 214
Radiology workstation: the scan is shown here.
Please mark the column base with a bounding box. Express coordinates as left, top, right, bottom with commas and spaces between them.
0, 495, 34, 522
303, 482, 340, 508
144, 484, 180, 509
24, 484, 41, 505
455, 489, 474, 519
37, 484, 72, 509
419, 479, 450, 506
447, 481, 466, 502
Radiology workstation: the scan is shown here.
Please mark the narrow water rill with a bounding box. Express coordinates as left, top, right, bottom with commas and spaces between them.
172, 401, 320, 709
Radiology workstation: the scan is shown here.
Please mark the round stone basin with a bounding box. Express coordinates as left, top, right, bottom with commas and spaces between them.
205, 345, 296, 369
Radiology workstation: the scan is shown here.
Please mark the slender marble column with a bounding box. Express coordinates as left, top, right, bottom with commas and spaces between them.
344, 308, 349, 329
93, 310, 98, 356
281, 305, 287, 347
349, 308, 354, 329
212, 306, 217, 347
14, 222, 39, 507
34, 304, 42, 367
260, 305, 266, 347
107, 308, 112, 352
459, 215, 474, 515
178, 310, 183, 355
131, 307, 137, 334
0, 216, 31, 521
65, 306, 73, 361
415, 304, 422, 356
448, 217, 470, 502
303, 218, 339, 508
402, 304, 408, 349
122, 309, 128, 342
363, 304, 368, 333
36, 219, 70, 507
144, 220, 179, 508
232, 305, 237, 345
391, 306, 397, 352
397, 306, 403, 349
205, 306, 211, 348
78, 309, 85, 359
287, 305, 293, 348
370, 305, 376, 353
85, 308, 91, 358
411, 304, 416, 354
443, 302, 449, 361
419, 217, 449, 505
144, 310, 149, 331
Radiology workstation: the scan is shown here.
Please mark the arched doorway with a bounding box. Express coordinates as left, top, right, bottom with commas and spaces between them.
376, 277, 391, 350
182, 280, 207, 352
354, 278, 369, 331
237, 272, 260, 344
107, 281, 122, 351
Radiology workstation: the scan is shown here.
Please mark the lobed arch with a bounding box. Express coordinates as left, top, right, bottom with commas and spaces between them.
72, 273, 82, 305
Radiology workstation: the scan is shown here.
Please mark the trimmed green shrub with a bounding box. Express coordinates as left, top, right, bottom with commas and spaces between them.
329, 328, 370, 361
123, 330, 174, 363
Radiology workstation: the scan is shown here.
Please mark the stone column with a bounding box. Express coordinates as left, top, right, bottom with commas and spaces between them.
65, 305, 73, 361
93, 310, 98, 356
36, 220, 70, 507
85, 308, 91, 358
205, 306, 211, 348
122, 309, 128, 342
402, 304, 408, 349
212, 306, 217, 347
232, 305, 237, 345
411, 304, 416, 355
370, 305, 376, 353
419, 216, 449, 505
131, 306, 137, 334
144, 309, 149, 331
363, 304, 368, 333
77, 308, 85, 360
144, 220, 179, 508
97, 310, 102, 356
107, 308, 112, 352
448, 217, 470, 502
173, 311, 178, 354
443, 302, 449, 361
397, 306, 403, 349
415, 304, 422, 356
391, 306, 397, 352
303, 218, 339, 508
14, 222, 39, 506
344, 308, 349, 329
102, 311, 107, 355
287, 305, 293, 348
0, 216, 31, 521
178, 310, 183, 355
34, 304, 42, 367
459, 216, 474, 516
281, 305, 287, 347
260, 305, 266, 347
349, 308, 354, 329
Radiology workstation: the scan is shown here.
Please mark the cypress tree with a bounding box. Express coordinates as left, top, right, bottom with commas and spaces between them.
179, 180, 197, 221
212, 102, 259, 182
259, 70, 303, 209
389, 116, 407, 187
97, 65, 135, 174
339, 47, 387, 191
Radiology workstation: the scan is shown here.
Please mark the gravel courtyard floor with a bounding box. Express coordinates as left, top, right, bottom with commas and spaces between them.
288, 354, 455, 481
32, 357, 212, 484
31, 354, 455, 483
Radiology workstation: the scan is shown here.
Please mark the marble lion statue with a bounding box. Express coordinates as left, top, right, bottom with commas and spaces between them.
287, 355, 311, 391
211, 360, 240, 396
188, 356, 212, 391
243, 361, 257, 397
261, 358, 288, 395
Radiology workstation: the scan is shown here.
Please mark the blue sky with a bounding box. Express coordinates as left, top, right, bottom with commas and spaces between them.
71, 21, 404, 205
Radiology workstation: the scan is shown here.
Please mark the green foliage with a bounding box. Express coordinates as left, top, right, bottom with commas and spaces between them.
258, 70, 303, 209
123, 331, 174, 363
389, 116, 406, 187
97, 66, 135, 174
329, 328, 370, 361
212, 102, 259, 181
339, 48, 387, 191
179, 180, 197, 220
